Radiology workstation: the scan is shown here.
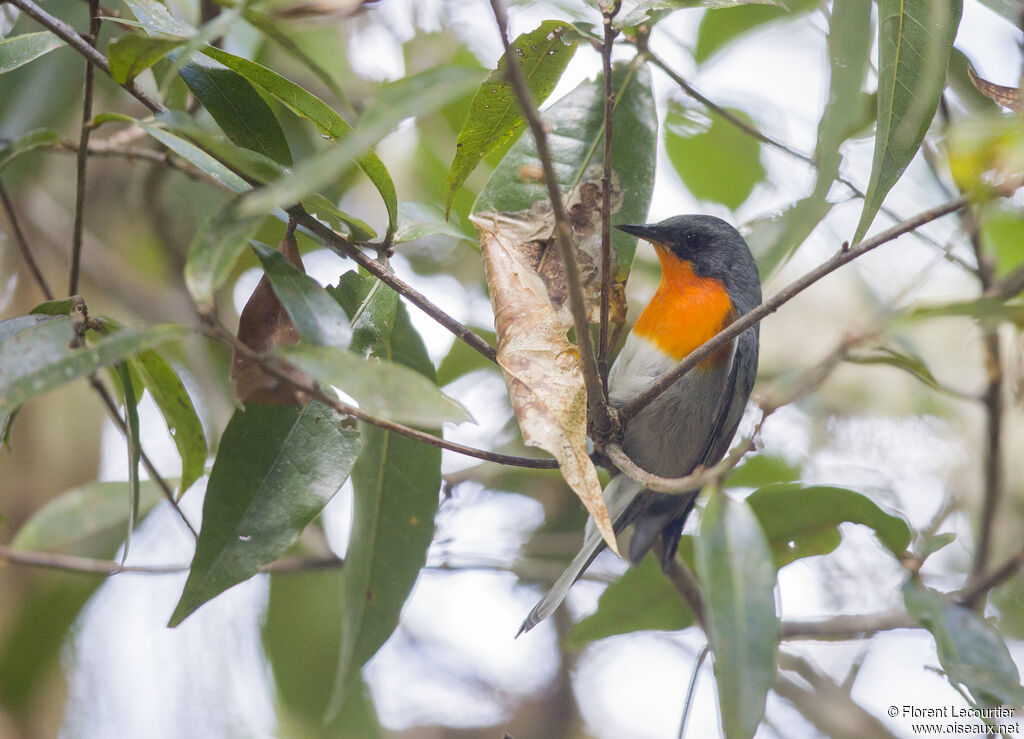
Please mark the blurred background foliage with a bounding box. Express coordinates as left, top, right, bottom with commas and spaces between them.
1, 0, 1024, 737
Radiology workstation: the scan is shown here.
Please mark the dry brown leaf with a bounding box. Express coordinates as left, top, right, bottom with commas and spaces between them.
967, 64, 1022, 112
230, 227, 312, 405
473, 203, 619, 555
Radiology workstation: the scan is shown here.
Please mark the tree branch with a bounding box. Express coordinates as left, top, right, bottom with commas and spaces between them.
0, 179, 53, 300
205, 317, 557, 469
68, 0, 101, 295
488, 0, 616, 441
598, 1, 620, 380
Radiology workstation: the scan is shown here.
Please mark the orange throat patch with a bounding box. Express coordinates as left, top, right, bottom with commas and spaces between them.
632, 249, 734, 363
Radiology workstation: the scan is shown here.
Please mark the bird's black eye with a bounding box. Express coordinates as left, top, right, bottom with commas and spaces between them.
684, 231, 703, 249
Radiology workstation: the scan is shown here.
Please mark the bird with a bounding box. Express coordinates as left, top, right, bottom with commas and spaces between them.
518, 214, 761, 635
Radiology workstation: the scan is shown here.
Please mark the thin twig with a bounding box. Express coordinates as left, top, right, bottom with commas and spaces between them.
619, 187, 1022, 422
206, 318, 557, 469
0, 179, 54, 300
959, 542, 1024, 609
598, 1, 620, 381
88, 375, 200, 537
665, 557, 706, 628
676, 644, 709, 739
292, 209, 499, 364
7, 0, 164, 114
488, 0, 616, 441
68, 0, 101, 295
604, 435, 756, 494
780, 609, 916, 640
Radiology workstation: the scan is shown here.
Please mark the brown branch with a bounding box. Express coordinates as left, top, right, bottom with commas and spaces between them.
0, 179, 54, 300
781, 609, 917, 640
598, 1, 620, 380
68, 0, 101, 295
960, 539, 1024, 609
665, 557, 705, 628
205, 318, 557, 469
7, 0, 164, 114
604, 434, 756, 494
292, 210, 498, 364
488, 0, 616, 441
619, 189, 1013, 422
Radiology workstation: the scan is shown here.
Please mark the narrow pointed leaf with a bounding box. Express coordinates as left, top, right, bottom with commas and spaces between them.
169, 399, 360, 626
131, 350, 207, 497
239, 65, 481, 218
329, 280, 442, 717
113, 361, 142, 561
179, 62, 293, 165
252, 242, 353, 348
903, 582, 1024, 708
0, 32, 64, 74
696, 489, 778, 739
444, 20, 577, 214
747, 483, 911, 568
108, 34, 184, 83
280, 344, 469, 426
0, 316, 187, 411
395, 202, 473, 244
199, 45, 397, 236
853, 0, 962, 242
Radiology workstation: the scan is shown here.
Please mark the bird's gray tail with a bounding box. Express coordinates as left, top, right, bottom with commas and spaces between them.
517, 474, 644, 636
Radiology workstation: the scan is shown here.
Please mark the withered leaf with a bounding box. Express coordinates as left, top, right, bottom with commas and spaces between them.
967, 64, 1022, 112
475, 213, 617, 555
231, 227, 312, 405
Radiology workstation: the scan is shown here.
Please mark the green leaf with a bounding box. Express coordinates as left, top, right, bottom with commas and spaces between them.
746, 484, 912, 568
94, 112, 251, 192
107, 34, 184, 84
131, 349, 207, 497
251, 242, 353, 347
179, 61, 293, 165
0, 128, 62, 173
395, 202, 474, 245
664, 101, 765, 210
753, 0, 870, 270
198, 45, 398, 237
169, 399, 361, 627
239, 65, 481, 218
444, 20, 577, 215
280, 344, 470, 427
0, 32, 65, 75
693, 0, 816, 63
903, 582, 1024, 708
328, 271, 398, 358
122, 0, 196, 38
184, 209, 264, 308
329, 287, 442, 717
113, 361, 142, 559
725, 454, 800, 489
0, 316, 188, 412
981, 204, 1024, 278
303, 193, 376, 241
473, 60, 656, 279
846, 345, 940, 390
911, 296, 1024, 325
696, 489, 777, 739
853, 0, 962, 243
619, 0, 783, 30
11, 480, 163, 556
569, 549, 696, 648
436, 326, 498, 385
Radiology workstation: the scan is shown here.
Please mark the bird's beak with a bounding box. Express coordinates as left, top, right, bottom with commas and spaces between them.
616, 223, 666, 249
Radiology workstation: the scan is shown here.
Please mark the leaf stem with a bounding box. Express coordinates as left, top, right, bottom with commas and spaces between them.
0, 179, 53, 300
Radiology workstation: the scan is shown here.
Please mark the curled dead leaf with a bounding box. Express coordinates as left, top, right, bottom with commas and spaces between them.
231, 226, 312, 405
967, 64, 1022, 112
472, 170, 625, 554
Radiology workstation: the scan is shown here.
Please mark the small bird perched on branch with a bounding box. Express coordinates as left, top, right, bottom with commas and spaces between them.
519, 214, 761, 634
